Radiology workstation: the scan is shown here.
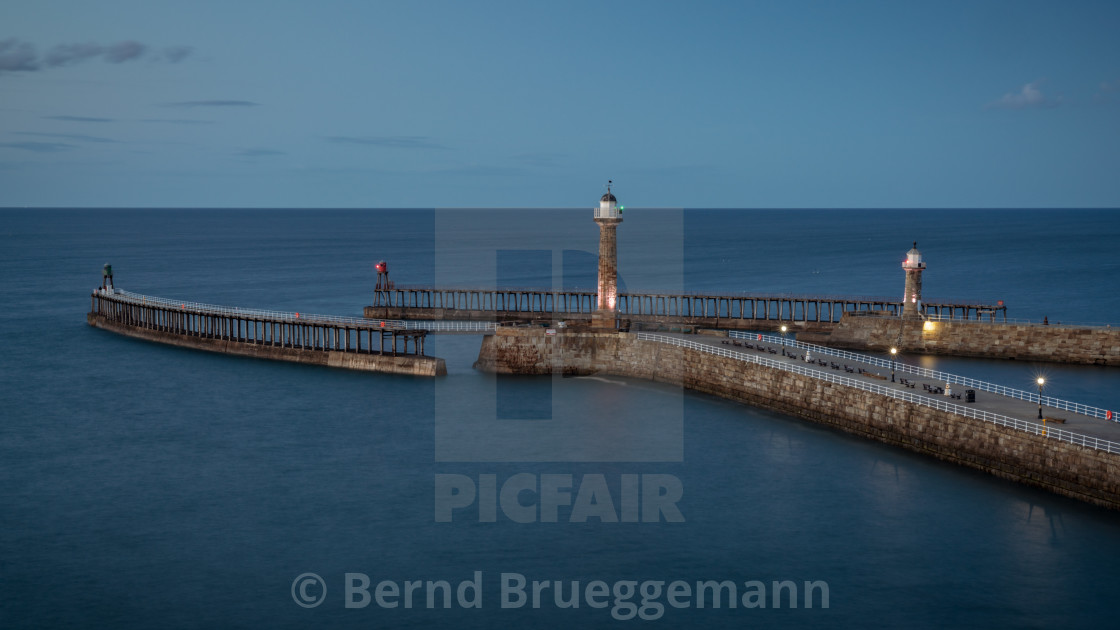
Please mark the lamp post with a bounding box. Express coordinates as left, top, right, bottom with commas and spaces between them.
1037, 377, 1045, 420
780, 325, 788, 356
890, 347, 898, 383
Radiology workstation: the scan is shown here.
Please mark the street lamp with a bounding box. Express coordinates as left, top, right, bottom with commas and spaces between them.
1037, 377, 1045, 420
780, 325, 788, 356
890, 347, 898, 383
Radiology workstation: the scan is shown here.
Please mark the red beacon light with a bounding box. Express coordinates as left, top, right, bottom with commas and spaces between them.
375, 261, 388, 274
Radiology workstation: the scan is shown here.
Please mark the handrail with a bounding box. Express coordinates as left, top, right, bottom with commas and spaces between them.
636, 332, 1120, 455
379, 285, 1004, 306
727, 330, 1116, 422
98, 289, 497, 332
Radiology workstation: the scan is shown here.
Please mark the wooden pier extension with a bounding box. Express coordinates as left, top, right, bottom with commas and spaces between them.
89, 289, 446, 376
366, 285, 1007, 331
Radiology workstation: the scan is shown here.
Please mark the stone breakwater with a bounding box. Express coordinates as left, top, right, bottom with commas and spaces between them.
475, 328, 1120, 510
89, 313, 446, 377
809, 315, 1120, 366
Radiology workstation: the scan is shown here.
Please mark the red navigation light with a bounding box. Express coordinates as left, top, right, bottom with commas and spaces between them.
375, 261, 388, 273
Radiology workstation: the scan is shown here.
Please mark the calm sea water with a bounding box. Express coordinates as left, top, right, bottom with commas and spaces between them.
1, 208, 1119, 628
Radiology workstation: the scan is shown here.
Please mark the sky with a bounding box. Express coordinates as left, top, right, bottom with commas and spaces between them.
1, 0, 1118, 208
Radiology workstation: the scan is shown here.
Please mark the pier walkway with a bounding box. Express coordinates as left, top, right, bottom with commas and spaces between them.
638, 332, 1120, 453
88, 289, 449, 376
367, 285, 1007, 330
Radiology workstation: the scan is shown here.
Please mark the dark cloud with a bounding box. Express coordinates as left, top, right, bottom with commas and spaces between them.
163, 46, 193, 63
44, 115, 114, 123
161, 100, 259, 108
236, 148, 284, 157
327, 135, 445, 149
0, 141, 75, 152
138, 118, 214, 125
104, 41, 146, 63
14, 131, 115, 143
45, 42, 103, 67
0, 38, 39, 73
1, 38, 191, 75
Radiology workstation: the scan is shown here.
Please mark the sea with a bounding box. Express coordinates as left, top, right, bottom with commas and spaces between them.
1, 208, 1118, 629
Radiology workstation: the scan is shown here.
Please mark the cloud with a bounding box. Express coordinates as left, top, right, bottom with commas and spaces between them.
327, 135, 445, 149
14, 131, 115, 143
1, 38, 190, 75
45, 42, 104, 67
163, 46, 193, 63
105, 41, 146, 63
236, 148, 284, 157
160, 100, 259, 108
985, 80, 1060, 110
138, 118, 214, 125
0, 141, 75, 152
0, 38, 38, 73
44, 115, 114, 123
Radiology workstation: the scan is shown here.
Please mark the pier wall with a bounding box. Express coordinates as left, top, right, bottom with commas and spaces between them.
475, 328, 1120, 510
816, 315, 1120, 366
89, 313, 446, 377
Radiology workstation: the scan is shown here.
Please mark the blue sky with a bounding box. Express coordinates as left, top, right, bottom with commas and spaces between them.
1, 0, 1118, 208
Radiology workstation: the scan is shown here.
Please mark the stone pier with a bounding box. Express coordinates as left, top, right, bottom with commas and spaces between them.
812, 313, 1120, 366
476, 328, 1120, 510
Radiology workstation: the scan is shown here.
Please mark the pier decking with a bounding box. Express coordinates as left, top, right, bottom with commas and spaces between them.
88, 289, 446, 376
367, 285, 1007, 330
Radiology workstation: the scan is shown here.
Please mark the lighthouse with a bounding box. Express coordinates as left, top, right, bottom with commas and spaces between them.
901, 241, 926, 318
593, 181, 623, 329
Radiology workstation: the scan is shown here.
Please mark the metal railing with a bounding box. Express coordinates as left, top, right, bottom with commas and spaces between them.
637, 332, 1120, 455
386, 284, 999, 306
727, 330, 1116, 422
101, 289, 496, 332
395, 320, 497, 332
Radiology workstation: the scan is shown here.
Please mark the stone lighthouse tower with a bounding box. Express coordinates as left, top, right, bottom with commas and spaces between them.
593, 181, 622, 329
901, 241, 926, 318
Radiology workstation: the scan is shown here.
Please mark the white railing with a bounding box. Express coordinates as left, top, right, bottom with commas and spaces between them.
397, 320, 497, 332
727, 331, 1116, 422
637, 332, 1120, 455
100, 289, 496, 332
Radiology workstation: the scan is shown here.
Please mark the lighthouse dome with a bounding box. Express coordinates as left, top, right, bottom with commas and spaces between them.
903, 241, 925, 269
596, 181, 621, 219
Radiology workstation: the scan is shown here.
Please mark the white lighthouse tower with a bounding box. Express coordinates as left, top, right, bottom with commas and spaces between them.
901, 241, 926, 318
593, 181, 622, 328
